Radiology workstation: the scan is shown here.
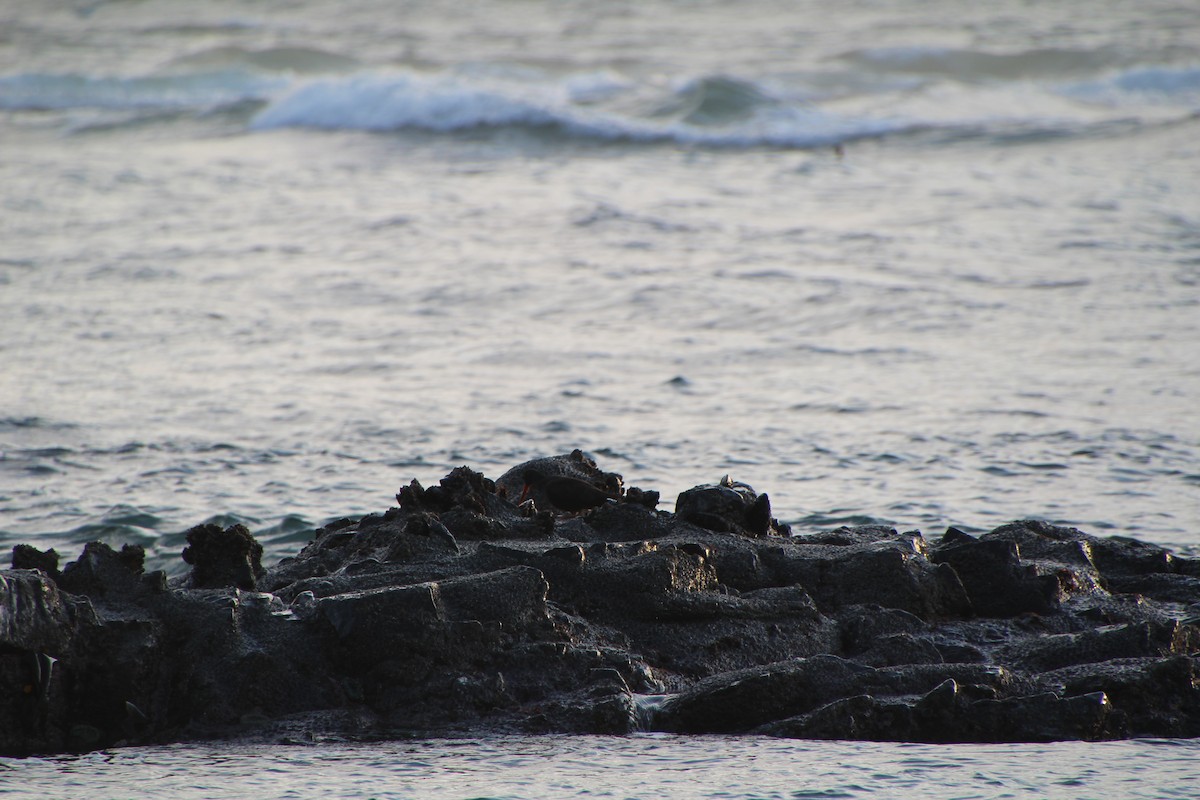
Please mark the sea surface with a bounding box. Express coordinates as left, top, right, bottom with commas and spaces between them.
2, 0, 1200, 796
4, 735, 1200, 800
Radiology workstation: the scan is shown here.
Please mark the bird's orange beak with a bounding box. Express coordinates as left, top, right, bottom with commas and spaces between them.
519, 483, 532, 504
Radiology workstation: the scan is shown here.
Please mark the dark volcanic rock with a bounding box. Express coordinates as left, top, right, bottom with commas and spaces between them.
181, 523, 265, 591
59, 542, 150, 599
2, 455, 1200, 755
11, 545, 61, 578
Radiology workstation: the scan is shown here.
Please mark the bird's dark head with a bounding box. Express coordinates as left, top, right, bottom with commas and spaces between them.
518, 470, 543, 504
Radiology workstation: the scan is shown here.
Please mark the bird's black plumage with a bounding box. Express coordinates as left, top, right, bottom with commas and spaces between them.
520, 469, 616, 512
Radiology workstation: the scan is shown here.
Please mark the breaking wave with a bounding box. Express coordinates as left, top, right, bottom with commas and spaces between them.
248, 71, 907, 147
3, 54, 1196, 147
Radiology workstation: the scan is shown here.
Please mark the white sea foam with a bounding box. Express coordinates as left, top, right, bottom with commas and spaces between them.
249, 69, 908, 147
5, 55, 1194, 146
243, 61, 1200, 145
251, 71, 565, 132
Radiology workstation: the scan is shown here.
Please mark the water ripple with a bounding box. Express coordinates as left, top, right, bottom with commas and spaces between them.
5, 736, 1200, 799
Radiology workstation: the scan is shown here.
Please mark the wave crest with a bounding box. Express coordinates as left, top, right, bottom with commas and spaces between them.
5, 55, 1196, 147
249, 69, 901, 147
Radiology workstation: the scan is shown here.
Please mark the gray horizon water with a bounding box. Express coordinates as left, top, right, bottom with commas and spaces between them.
3, 0, 1200, 795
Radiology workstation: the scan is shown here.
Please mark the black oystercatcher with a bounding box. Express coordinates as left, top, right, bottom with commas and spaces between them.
519, 469, 616, 513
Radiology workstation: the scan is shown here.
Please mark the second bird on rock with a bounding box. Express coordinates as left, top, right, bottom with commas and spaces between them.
519, 469, 618, 513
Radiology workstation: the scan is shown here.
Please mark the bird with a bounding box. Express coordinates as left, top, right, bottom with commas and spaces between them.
518, 469, 617, 513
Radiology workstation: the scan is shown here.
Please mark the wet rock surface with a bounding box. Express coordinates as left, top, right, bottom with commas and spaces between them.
3, 451, 1200, 755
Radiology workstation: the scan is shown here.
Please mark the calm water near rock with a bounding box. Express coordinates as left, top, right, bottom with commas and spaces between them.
6, 735, 1200, 800
3, 0, 1200, 794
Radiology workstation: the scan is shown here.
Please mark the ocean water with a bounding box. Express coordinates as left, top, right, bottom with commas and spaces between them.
5, 735, 1200, 800
2, 0, 1200, 793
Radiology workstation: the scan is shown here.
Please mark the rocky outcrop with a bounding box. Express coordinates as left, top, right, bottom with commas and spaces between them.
3, 451, 1199, 755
